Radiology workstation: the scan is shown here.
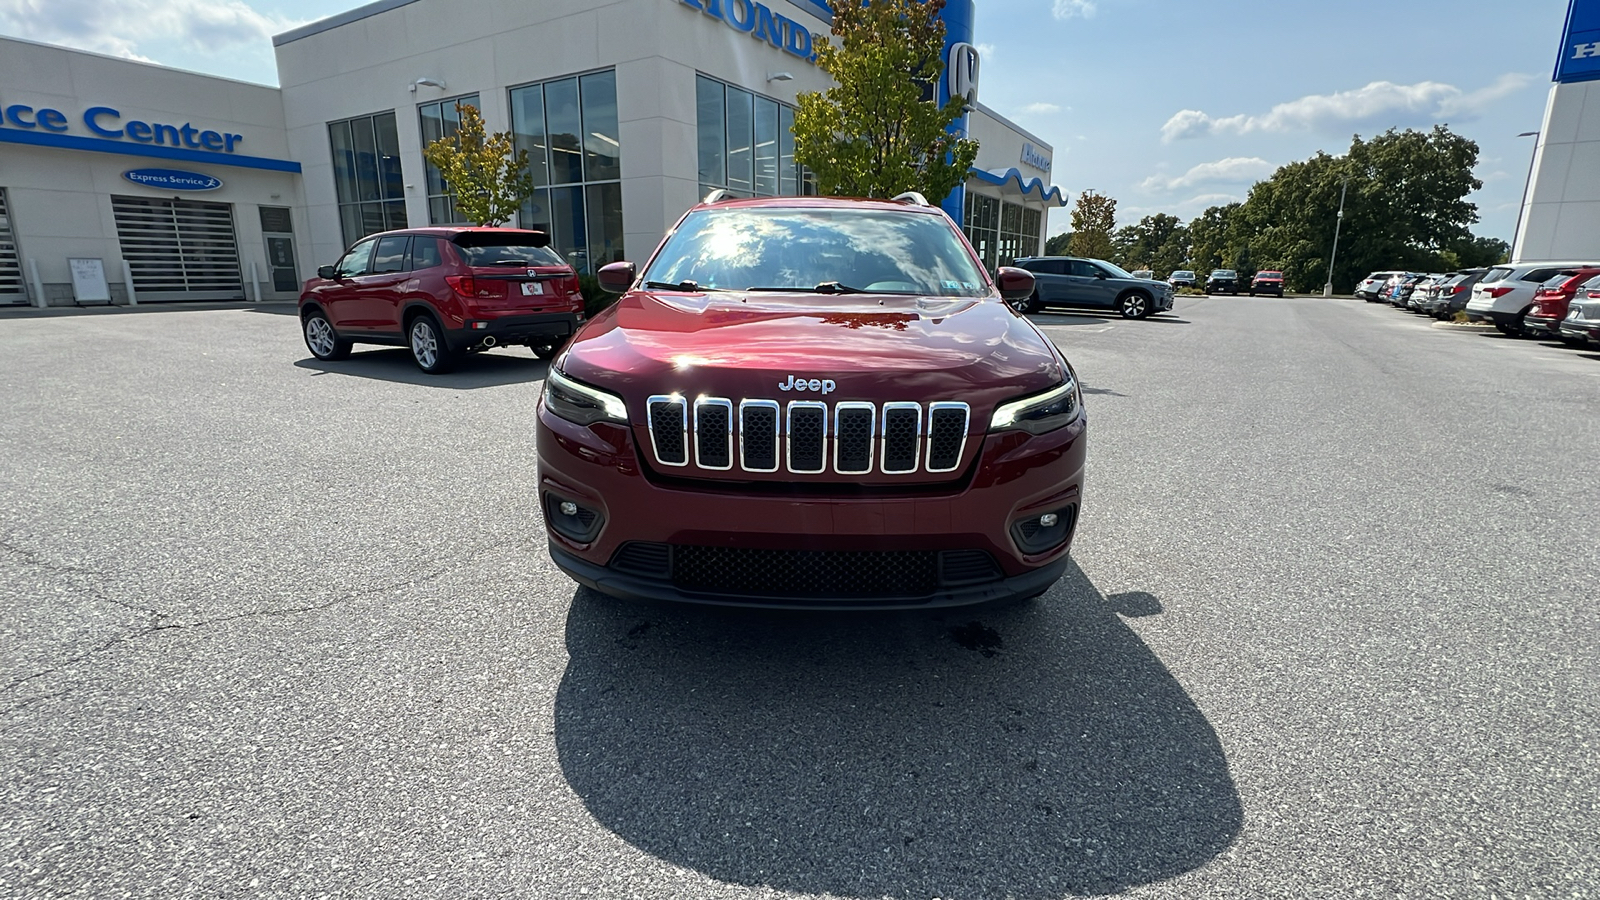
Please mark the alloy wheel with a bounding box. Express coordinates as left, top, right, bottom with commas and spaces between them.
1121, 294, 1148, 318
305, 316, 336, 357
410, 319, 439, 369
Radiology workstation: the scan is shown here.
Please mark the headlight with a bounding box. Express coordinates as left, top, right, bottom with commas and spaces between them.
544, 367, 628, 426
989, 375, 1082, 435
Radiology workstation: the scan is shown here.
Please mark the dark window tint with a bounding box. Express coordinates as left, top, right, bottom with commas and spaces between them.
410, 237, 443, 270
453, 236, 566, 267
1523, 267, 1564, 283
1068, 261, 1101, 278
336, 240, 376, 278
371, 235, 411, 274
1026, 259, 1067, 275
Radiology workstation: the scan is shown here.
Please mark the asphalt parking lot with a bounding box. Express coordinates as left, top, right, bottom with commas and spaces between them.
2, 296, 1597, 898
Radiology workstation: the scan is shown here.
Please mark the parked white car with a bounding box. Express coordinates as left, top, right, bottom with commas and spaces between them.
1465, 262, 1598, 335
1356, 271, 1404, 301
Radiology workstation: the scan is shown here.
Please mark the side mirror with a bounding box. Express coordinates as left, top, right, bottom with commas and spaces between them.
317, 265, 337, 280
597, 260, 637, 294
1094, 270, 1108, 279
995, 266, 1035, 302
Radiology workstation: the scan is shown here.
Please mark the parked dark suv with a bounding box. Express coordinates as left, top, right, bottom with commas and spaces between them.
1206, 269, 1239, 295
1011, 256, 1175, 318
298, 227, 584, 374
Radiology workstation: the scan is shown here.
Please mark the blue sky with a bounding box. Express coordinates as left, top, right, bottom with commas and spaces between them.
0, 0, 1569, 243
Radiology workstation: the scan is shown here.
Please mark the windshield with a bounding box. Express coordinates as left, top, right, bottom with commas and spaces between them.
1212, 270, 1236, 278
641, 207, 990, 296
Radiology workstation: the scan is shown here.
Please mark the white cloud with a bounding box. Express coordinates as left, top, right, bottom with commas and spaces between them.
0, 0, 293, 59
1140, 157, 1275, 192
1018, 102, 1061, 115
974, 42, 997, 59
1053, 0, 1096, 20
1160, 74, 1538, 142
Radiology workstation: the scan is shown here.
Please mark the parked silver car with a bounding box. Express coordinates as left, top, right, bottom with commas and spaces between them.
1013, 256, 1177, 319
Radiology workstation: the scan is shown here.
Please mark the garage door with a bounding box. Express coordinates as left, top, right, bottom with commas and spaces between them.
0, 189, 25, 305
112, 195, 243, 301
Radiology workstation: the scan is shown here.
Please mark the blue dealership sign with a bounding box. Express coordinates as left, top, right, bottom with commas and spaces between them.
1557, 0, 1600, 83
122, 168, 223, 191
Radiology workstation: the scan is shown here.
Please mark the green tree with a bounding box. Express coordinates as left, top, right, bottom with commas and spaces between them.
421, 102, 534, 227
1066, 190, 1116, 261
1044, 231, 1073, 256
793, 0, 979, 202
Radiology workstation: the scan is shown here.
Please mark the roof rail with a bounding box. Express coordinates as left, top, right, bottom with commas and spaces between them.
702, 188, 735, 204
892, 191, 931, 206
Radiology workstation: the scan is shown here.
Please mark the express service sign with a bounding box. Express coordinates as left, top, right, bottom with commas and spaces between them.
1558, 0, 1600, 83
122, 169, 223, 191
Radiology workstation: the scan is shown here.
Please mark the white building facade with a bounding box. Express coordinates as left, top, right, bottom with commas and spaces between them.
0, 0, 1062, 308
1514, 0, 1600, 262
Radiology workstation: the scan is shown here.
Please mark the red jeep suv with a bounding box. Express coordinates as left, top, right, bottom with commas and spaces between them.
536, 194, 1087, 609
299, 227, 584, 373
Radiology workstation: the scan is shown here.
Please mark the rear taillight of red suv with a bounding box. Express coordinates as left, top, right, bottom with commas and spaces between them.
445, 274, 511, 302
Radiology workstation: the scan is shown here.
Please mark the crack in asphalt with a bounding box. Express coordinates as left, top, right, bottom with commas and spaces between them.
0, 543, 525, 719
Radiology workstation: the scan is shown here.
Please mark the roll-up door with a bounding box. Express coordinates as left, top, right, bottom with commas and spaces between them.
112, 195, 243, 300
0, 189, 25, 305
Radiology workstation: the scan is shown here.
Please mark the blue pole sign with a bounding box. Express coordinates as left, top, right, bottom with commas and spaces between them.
122, 169, 223, 191
1557, 0, 1600, 83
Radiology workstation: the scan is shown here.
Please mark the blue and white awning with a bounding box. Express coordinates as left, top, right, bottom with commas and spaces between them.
968, 167, 1067, 206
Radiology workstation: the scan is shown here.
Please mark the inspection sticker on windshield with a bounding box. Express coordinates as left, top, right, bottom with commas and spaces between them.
521, 281, 544, 296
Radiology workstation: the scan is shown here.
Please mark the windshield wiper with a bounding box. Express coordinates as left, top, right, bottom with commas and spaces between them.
745, 282, 867, 294
643, 280, 730, 292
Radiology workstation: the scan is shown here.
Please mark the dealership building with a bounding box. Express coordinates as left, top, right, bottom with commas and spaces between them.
1515, 0, 1600, 262
0, 0, 1063, 307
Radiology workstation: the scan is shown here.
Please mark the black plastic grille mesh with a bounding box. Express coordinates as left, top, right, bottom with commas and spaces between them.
939, 550, 1003, 585
882, 408, 920, 472
835, 407, 873, 472
928, 407, 969, 471
672, 546, 939, 599
612, 542, 671, 577
788, 407, 825, 471
696, 403, 731, 468
741, 405, 779, 470
650, 399, 686, 464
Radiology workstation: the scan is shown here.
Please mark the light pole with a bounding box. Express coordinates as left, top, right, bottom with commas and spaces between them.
1510, 131, 1539, 262
1323, 176, 1348, 297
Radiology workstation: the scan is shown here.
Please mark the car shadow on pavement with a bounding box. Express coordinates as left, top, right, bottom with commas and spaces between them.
553, 560, 1241, 897
293, 348, 548, 389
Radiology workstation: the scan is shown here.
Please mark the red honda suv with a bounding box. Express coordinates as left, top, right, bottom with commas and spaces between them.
536, 194, 1087, 609
299, 227, 584, 373
1524, 267, 1600, 342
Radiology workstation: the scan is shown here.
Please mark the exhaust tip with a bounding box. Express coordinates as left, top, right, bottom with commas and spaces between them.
481, 335, 497, 348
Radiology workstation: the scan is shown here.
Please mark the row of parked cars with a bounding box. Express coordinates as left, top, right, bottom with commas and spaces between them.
1167, 269, 1285, 296
1355, 263, 1600, 347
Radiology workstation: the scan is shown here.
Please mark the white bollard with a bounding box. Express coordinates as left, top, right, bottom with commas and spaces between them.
121, 259, 138, 306
250, 261, 262, 303
27, 258, 45, 309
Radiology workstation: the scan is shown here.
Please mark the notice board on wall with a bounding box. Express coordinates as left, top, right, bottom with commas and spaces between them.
68, 258, 112, 305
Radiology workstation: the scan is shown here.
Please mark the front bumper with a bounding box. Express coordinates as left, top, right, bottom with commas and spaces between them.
536, 403, 1087, 609
447, 311, 580, 351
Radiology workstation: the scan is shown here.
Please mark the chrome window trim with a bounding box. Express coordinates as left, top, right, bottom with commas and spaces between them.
738, 399, 781, 473
693, 396, 734, 471
832, 401, 876, 476
925, 401, 971, 474
646, 393, 689, 467
879, 401, 923, 475
785, 400, 829, 475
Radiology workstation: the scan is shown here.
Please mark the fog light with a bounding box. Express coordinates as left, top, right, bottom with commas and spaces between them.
1040, 513, 1059, 527
559, 501, 578, 516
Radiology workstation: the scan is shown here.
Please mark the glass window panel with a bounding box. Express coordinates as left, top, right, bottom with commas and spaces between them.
754, 97, 778, 196
410, 237, 443, 270
428, 196, 451, 227
360, 202, 387, 237
339, 204, 363, 249
549, 185, 587, 272
725, 87, 753, 193
579, 70, 620, 182
328, 120, 356, 204
420, 103, 446, 195
383, 199, 408, 231
510, 84, 550, 188
779, 105, 796, 196
585, 182, 624, 271
372, 235, 411, 273
544, 78, 583, 185
696, 76, 726, 187
349, 115, 379, 202
375, 113, 404, 201
521, 187, 553, 241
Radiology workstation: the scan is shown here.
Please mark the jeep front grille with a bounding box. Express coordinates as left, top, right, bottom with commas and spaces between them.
606, 542, 1005, 601
646, 399, 969, 476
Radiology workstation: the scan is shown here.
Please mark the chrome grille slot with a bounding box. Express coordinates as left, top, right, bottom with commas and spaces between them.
926, 402, 970, 473
786, 402, 828, 474
647, 395, 688, 467
693, 397, 733, 470
739, 400, 780, 472
880, 403, 921, 474
833, 403, 875, 475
